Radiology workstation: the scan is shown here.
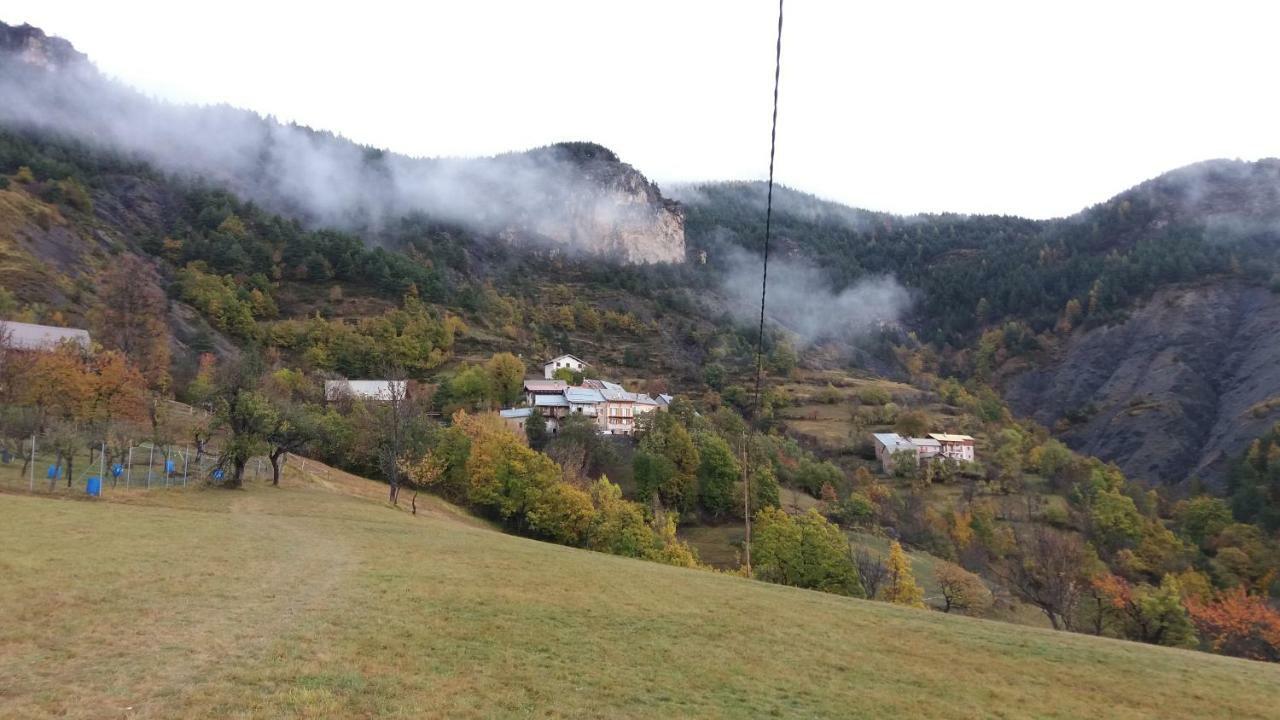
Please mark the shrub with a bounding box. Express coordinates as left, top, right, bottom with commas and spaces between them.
857, 386, 891, 406
753, 508, 864, 597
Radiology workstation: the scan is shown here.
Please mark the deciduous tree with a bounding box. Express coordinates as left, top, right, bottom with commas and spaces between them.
883, 541, 926, 608
935, 561, 993, 614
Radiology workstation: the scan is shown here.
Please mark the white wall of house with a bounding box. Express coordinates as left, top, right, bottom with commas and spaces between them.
543, 354, 586, 379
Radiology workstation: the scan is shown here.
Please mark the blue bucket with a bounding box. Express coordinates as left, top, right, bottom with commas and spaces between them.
86, 476, 102, 497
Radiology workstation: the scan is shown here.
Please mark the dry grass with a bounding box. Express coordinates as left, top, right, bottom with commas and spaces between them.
3, 467, 1279, 718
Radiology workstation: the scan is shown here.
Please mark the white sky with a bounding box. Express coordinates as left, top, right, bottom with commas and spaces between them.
7, 1, 1280, 218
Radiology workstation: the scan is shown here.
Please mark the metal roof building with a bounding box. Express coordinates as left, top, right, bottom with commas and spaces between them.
1, 321, 91, 351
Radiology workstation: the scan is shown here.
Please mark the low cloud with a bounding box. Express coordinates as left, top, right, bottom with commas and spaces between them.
0, 35, 674, 257
716, 247, 911, 345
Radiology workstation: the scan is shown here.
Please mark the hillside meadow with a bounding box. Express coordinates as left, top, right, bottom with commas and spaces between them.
2, 468, 1278, 719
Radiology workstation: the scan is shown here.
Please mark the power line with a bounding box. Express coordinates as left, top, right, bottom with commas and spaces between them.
751, 0, 784, 423
745, 0, 785, 578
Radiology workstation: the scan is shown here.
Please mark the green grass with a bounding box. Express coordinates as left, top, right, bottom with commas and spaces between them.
2, 471, 1279, 718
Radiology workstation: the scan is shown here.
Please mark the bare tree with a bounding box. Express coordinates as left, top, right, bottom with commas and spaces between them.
361, 373, 426, 505
992, 523, 1091, 630
853, 547, 889, 600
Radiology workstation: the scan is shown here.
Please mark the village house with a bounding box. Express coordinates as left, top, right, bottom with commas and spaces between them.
543, 353, 587, 380
324, 379, 408, 402
523, 379, 568, 407
872, 431, 975, 474
930, 433, 976, 462
505, 356, 672, 437
500, 407, 533, 433
0, 320, 91, 352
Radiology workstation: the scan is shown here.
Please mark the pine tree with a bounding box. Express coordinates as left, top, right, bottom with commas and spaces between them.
884, 541, 926, 608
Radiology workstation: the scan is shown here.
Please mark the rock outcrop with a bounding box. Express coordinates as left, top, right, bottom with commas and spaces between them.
1005, 282, 1280, 489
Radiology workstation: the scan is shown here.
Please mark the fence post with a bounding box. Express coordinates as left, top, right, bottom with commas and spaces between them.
29, 434, 36, 492
146, 444, 154, 489
126, 446, 132, 489
99, 440, 106, 494
183, 446, 189, 487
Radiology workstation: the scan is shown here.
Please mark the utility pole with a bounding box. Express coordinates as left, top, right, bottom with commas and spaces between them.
741, 431, 752, 578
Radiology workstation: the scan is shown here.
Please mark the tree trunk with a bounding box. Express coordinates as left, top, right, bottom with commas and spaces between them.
230, 458, 246, 488
1044, 608, 1061, 631
269, 449, 284, 487
65, 454, 74, 488
388, 481, 399, 505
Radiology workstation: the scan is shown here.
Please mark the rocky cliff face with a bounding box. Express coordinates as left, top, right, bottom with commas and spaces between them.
1005, 282, 1280, 489
0, 22, 87, 70
0, 22, 686, 266
504, 143, 685, 264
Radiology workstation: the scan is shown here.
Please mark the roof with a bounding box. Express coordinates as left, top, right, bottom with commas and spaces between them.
601, 388, 634, 402
500, 408, 533, 419
872, 432, 914, 450
1, 321, 90, 351
325, 380, 406, 400
524, 379, 568, 392
656, 394, 674, 405
929, 433, 975, 443
565, 387, 605, 404
910, 437, 942, 448
534, 394, 570, 407
634, 394, 660, 406
600, 380, 625, 392
544, 353, 587, 366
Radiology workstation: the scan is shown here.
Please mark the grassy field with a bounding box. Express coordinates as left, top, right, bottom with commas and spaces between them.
3, 470, 1279, 718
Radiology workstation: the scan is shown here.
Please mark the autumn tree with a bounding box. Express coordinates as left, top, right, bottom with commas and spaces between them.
485, 352, 525, 407
894, 410, 930, 439
935, 561, 993, 614
1091, 573, 1197, 648
93, 256, 171, 391
1186, 587, 1280, 661
86, 351, 149, 430
883, 541, 926, 608
20, 342, 91, 430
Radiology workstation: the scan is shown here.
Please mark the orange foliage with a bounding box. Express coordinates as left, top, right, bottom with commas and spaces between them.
1186, 587, 1280, 661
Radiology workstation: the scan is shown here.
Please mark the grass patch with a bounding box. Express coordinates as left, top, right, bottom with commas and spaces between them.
2, 469, 1279, 718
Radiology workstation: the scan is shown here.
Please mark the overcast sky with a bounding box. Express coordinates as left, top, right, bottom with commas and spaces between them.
7, 1, 1279, 218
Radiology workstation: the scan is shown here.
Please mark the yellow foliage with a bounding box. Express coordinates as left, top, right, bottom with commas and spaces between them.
883, 541, 926, 608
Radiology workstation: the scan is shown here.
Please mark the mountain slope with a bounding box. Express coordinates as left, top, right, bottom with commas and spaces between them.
1006, 282, 1280, 489
0, 21, 685, 264
3, 480, 1279, 719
